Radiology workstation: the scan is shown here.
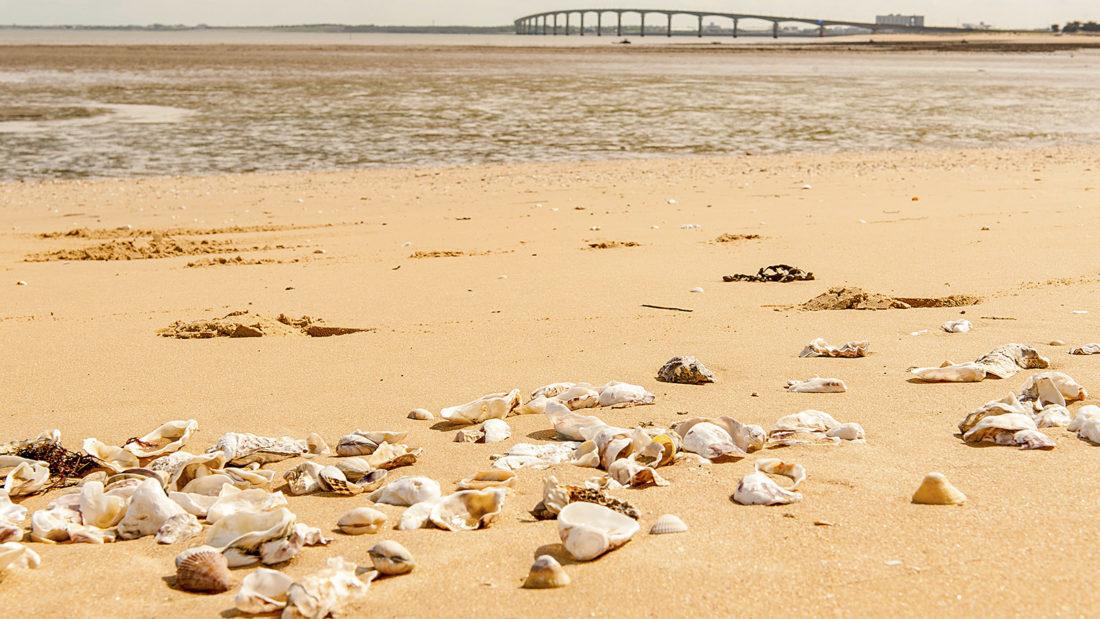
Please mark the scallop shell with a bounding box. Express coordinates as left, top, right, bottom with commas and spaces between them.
0, 542, 41, 572
156, 512, 202, 544
733, 471, 803, 506
456, 470, 516, 491
82, 438, 140, 473
207, 432, 307, 466
78, 480, 127, 529
911, 472, 966, 505
123, 419, 198, 458
755, 458, 806, 488
117, 478, 189, 540
367, 476, 441, 507
523, 555, 570, 589
785, 377, 847, 393
368, 540, 415, 576
439, 389, 521, 425
647, 513, 687, 535
284, 557, 373, 618
337, 507, 387, 535
175, 546, 232, 593
557, 502, 640, 561
236, 568, 293, 614
480, 419, 512, 444
597, 381, 655, 407
656, 356, 716, 385
407, 408, 434, 421
799, 338, 868, 358
429, 488, 507, 531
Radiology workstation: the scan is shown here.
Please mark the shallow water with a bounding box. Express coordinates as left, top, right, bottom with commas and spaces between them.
0, 33, 1098, 180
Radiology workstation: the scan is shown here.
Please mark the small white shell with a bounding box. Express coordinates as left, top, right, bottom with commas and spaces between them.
649, 514, 688, 535
557, 502, 639, 561
367, 476, 441, 507
480, 419, 512, 444
235, 568, 293, 614
337, 507, 387, 535
733, 471, 803, 506
369, 540, 415, 576
429, 489, 506, 531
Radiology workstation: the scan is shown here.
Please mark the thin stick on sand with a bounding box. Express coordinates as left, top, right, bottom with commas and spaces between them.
641, 304, 694, 313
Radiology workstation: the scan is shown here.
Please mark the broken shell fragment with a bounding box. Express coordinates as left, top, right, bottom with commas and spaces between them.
680, 422, 746, 462
649, 514, 688, 535
429, 488, 507, 531
911, 472, 966, 505
337, 507, 387, 535
367, 476, 441, 507
523, 555, 570, 589
440, 389, 521, 425
117, 478, 189, 540
909, 362, 987, 383
456, 470, 516, 491
1018, 372, 1087, 404
481, 419, 512, 444
755, 458, 806, 488
597, 382, 655, 407
656, 356, 716, 385
306, 433, 330, 456
799, 338, 868, 358
175, 546, 232, 593
454, 429, 482, 443
123, 419, 198, 458
557, 502, 639, 561
826, 423, 865, 441
974, 343, 1050, 379
369, 540, 415, 576
0, 542, 41, 572
1071, 343, 1100, 355
236, 568, 293, 614
284, 557, 372, 618
82, 438, 140, 473
207, 432, 307, 466
1, 457, 51, 497
785, 377, 847, 393
156, 512, 203, 544
733, 471, 803, 506
1068, 405, 1100, 444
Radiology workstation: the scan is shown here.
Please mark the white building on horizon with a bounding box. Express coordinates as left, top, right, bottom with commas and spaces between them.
875, 14, 925, 27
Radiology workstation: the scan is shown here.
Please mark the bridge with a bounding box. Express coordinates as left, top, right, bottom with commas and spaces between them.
514, 8, 975, 38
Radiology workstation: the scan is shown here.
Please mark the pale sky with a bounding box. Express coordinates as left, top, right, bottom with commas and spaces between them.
1, 1, 1097, 29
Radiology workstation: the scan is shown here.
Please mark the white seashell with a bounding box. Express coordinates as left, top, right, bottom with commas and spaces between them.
772, 410, 842, 434
1018, 371, 1087, 404
1070, 343, 1100, 355
453, 429, 482, 443
369, 540, 415, 576
974, 343, 1049, 379
1, 457, 51, 497
597, 381, 655, 407
607, 457, 668, 488
364, 443, 421, 470
733, 471, 803, 506
175, 546, 232, 593
909, 363, 987, 383
551, 384, 600, 411
123, 419, 198, 458
207, 432, 307, 466
911, 472, 966, 505
117, 478, 189, 540
689, 287, 705, 293
557, 502, 639, 561
67, 524, 117, 544
0, 522, 23, 544
523, 555, 570, 589
236, 568, 293, 614
397, 501, 437, 530
490, 441, 580, 471
755, 458, 807, 488
0, 489, 28, 525
179, 473, 237, 496
31, 506, 80, 542
649, 514, 688, 535
284, 557, 373, 618
205, 507, 296, 566
530, 382, 577, 400
367, 476, 441, 507
440, 389, 521, 425
1033, 405, 1072, 428
480, 419, 512, 444
82, 438, 140, 473
429, 488, 506, 531
799, 338, 868, 358
306, 433, 331, 456
156, 512, 202, 544
456, 470, 516, 491
785, 377, 847, 393
544, 400, 608, 442
407, 408, 434, 421
148, 451, 228, 492
206, 486, 288, 523
1069, 405, 1100, 444
942, 319, 972, 333
826, 422, 865, 441
0, 542, 41, 572
963, 413, 1054, 449
337, 507, 387, 535
78, 480, 127, 529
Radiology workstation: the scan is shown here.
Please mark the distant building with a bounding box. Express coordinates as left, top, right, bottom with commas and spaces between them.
875, 14, 925, 28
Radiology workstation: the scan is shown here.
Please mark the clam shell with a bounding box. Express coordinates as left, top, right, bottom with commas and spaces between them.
523, 555, 570, 589
733, 471, 803, 506
368, 540, 415, 576
337, 507, 387, 535
236, 568, 293, 614
175, 546, 232, 593
407, 408, 434, 421
557, 502, 639, 561
911, 472, 967, 505
453, 429, 482, 443
367, 476, 441, 507
439, 389, 521, 425
649, 514, 688, 535
656, 356, 716, 385
456, 470, 516, 491
429, 488, 506, 531
123, 419, 198, 458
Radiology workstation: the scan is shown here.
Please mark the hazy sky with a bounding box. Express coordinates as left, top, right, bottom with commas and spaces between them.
2, 1, 1097, 29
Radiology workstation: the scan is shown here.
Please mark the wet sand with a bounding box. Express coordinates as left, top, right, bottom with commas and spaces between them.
3, 145, 1100, 616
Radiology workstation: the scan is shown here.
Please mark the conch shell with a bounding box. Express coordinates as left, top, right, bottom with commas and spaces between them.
123, 419, 198, 458
429, 488, 506, 531
439, 389, 521, 425
557, 502, 640, 561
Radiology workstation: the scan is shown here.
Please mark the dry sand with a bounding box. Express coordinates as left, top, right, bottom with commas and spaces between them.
2, 145, 1100, 617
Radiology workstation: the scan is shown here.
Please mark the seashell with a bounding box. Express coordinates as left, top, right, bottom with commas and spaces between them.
772, 410, 842, 434
755, 458, 806, 488
284, 462, 325, 496
680, 422, 746, 461
480, 419, 512, 444
785, 377, 847, 393
1068, 405, 1100, 444
179, 473, 237, 496
974, 343, 1050, 379
31, 505, 80, 542
78, 480, 127, 528
0, 521, 23, 544
490, 441, 580, 471
207, 432, 307, 466
552, 385, 601, 411
0, 542, 41, 572
67, 524, 117, 544
649, 514, 688, 535
733, 471, 803, 506
1070, 343, 1100, 355
957, 393, 1030, 434
123, 420, 198, 458
206, 507, 296, 566
911, 472, 966, 505
440, 389, 521, 425
656, 356, 716, 385
0, 489, 28, 534
306, 433, 331, 456
532, 475, 640, 521
826, 422, 866, 441
530, 382, 577, 400
962, 413, 1054, 449
336, 434, 378, 456
407, 408, 434, 421
799, 338, 868, 358
456, 470, 516, 491
236, 568, 293, 614
942, 319, 972, 333
523, 555, 570, 589
206, 486, 288, 523
545, 401, 608, 442
909, 362, 986, 383
149, 451, 229, 492
175, 546, 232, 593
284, 557, 373, 618
597, 381, 655, 407
337, 507, 387, 535
369, 540, 415, 576
453, 429, 482, 443
258, 523, 326, 566
317, 466, 361, 496
82, 438, 140, 473
157, 512, 201, 545
117, 478, 189, 540
557, 502, 640, 561
105, 467, 166, 489
367, 476, 441, 507
1, 456, 51, 497
1018, 371, 1087, 405
365, 443, 422, 470
331, 458, 373, 482
429, 488, 506, 531
1034, 405, 1071, 428
607, 457, 668, 488
397, 501, 437, 530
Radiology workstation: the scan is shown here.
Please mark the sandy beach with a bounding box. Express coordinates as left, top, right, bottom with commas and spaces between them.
3, 144, 1100, 616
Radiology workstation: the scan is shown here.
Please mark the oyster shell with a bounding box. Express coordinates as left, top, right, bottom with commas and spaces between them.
671, 417, 765, 454
962, 413, 1054, 449
553, 384, 601, 411
149, 451, 229, 492
799, 338, 868, 358
82, 438, 140, 473
1018, 372, 1087, 405
67, 524, 117, 544
1070, 343, 1100, 355
456, 470, 516, 491
1068, 405, 1100, 444
259, 523, 330, 566
544, 401, 608, 442
169, 491, 218, 518
1, 456, 50, 497
440, 389, 521, 425
236, 568, 293, 614
557, 502, 640, 561
175, 546, 232, 593
78, 480, 127, 528
207, 486, 288, 523
365, 443, 422, 470
283, 557, 372, 619
429, 488, 506, 531
974, 343, 1050, 379
0, 542, 40, 572
942, 319, 972, 333
530, 382, 578, 400
31, 505, 81, 542
523, 555, 570, 589
785, 377, 847, 393
337, 507, 387, 535
207, 433, 307, 466
958, 393, 1030, 434
607, 457, 668, 488
597, 381, 655, 407
649, 514, 688, 535
369, 540, 414, 576
156, 512, 201, 544
367, 476, 441, 507
490, 441, 580, 471
123, 419, 198, 458
911, 472, 966, 505
397, 501, 438, 531
656, 356, 716, 385
306, 433, 331, 456
755, 458, 806, 488
825, 422, 865, 441
733, 471, 803, 506
679, 422, 745, 462
771, 410, 842, 435
909, 362, 986, 383
117, 477, 189, 540
1034, 405, 1072, 428
205, 507, 296, 567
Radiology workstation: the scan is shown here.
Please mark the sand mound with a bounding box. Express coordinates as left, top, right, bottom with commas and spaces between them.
186, 256, 304, 268
36, 223, 336, 240
800, 287, 981, 311
586, 241, 641, 250
713, 233, 761, 243
27, 236, 240, 262
157, 311, 371, 339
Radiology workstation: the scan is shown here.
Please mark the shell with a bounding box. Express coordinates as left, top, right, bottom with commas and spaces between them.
545, 402, 607, 442
942, 319, 972, 333
799, 338, 868, 358
180, 474, 237, 496
148, 451, 228, 492
397, 501, 437, 530
1, 457, 50, 497
306, 433, 331, 456
67, 524, 117, 544
365, 443, 422, 470
429, 488, 507, 531
1070, 343, 1100, 355
407, 408, 434, 421
911, 472, 967, 505
649, 514, 688, 535
607, 457, 668, 488
480, 419, 512, 444
453, 429, 482, 443
909, 362, 987, 383
826, 422, 865, 441
123, 419, 198, 458
117, 478, 189, 540
733, 471, 803, 506
530, 382, 578, 400
671, 417, 764, 454
205, 507, 296, 566
680, 422, 745, 462
597, 381, 655, 407
550, 384, 600, 411
31, 505, 81, 542
207, 486, 288, 523
439, 389, 521, 425
1068, 405, 1100, 444
0, 488, 27, 526
755, 458, 806, 488
0, 542, 41, 572
337, 507, 387, 535
533, 475, 640, 521
207, 432, 307, 466
367, 476, 441, 507
523, 555, 570, 589
785, 377, 848, 393
958, 393, 1030, 434
491, 441, 580, 471
368, 540, 415, 576
175, 546, 232, 593
1018, 372, 1087, 404
974, 343, 1050, 379
1034, 405, 1072, 428
156, 512, 203, 544
656, 356, 716, 385
82, 438, 140, 473
557, 502, 640, 561
772, 410, 841, 434
78, 480, 127, 528
236, 568, 294, 614
284, 557, 373, 618
963, 413, 1054, 449
456, 470, 516, 491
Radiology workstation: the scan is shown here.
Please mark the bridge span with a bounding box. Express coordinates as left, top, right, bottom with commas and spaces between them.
514, 8, 975, 38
